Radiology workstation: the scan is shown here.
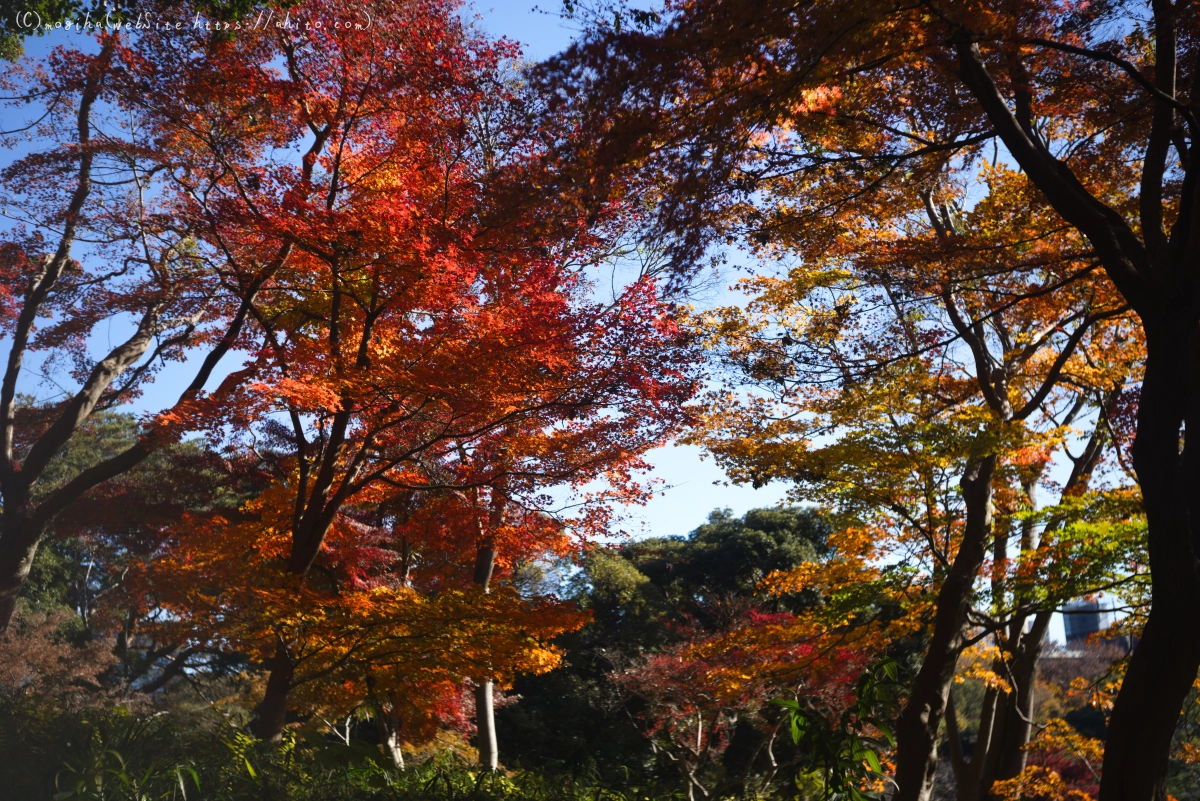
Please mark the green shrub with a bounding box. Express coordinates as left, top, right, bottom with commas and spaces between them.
0, 699, 696, 801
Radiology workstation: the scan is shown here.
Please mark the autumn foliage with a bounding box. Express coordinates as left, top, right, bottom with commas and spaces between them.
2, 0, 1194, 798
1, 0, 698, 766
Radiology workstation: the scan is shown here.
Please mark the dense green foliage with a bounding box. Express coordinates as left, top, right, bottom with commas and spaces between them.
0, 697, 681, 801
495, 508, 832, 791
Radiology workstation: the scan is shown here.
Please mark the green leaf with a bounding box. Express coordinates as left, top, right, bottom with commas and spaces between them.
864, 719, 894, 745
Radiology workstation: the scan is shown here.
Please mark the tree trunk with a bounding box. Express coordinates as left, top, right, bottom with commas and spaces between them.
957, 33, 1200, 798
382, 723, 405, 770
953, 684, 998, 801
1100, 607, 1200, 801
966, 665, 1035, 801
894, 454, 997, 801
1100, 332, 1200, 801
254, 642, 295, 741
0, 515, 41, 634
473, 542, 498, 770
474, 544, 496, 589
946, 582, 1052, 800
985, 650, 1040, 794
374, 698, 405, 770
475, 680, 499, 772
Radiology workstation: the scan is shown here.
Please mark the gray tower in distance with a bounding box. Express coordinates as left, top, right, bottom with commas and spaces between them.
1062, 598, 1114, 644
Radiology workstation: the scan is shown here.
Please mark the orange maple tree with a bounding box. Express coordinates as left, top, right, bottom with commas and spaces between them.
112, 0, 698, 751
686, 182, 1141, 797
592, 125, 1141, 801
542, 2, 1185, 796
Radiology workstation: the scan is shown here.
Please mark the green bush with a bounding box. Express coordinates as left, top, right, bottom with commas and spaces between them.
0, 699, 694, 801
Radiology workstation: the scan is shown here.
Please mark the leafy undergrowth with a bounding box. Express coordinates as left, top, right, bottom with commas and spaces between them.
0, 699, 688, 801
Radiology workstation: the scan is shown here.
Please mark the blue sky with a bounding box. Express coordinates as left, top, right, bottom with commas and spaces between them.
471, 0, 575, 59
